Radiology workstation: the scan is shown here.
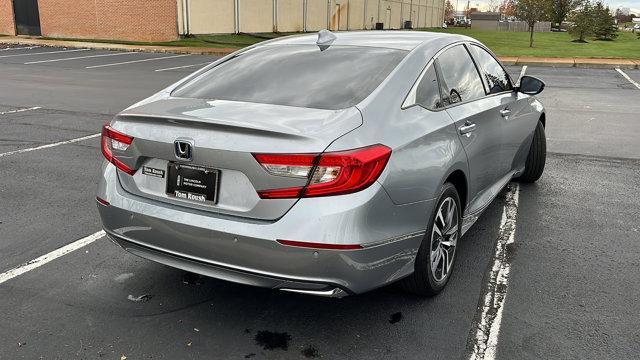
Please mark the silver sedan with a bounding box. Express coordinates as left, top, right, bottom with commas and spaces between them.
96, 30, 546, 297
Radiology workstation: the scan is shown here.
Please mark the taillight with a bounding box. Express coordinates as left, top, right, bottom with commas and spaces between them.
253, 144, 391, 199
101, 124, 136, 175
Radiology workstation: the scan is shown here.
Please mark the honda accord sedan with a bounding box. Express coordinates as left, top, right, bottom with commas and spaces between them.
97, 30, 546, 297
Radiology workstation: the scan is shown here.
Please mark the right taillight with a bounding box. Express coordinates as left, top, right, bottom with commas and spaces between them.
101, 124, 136, 175
253, 144, 391, 199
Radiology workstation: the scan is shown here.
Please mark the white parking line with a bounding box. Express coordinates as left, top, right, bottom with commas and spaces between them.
519, 65, 527, 80
154, 62, 211, 72
0, 46, 41, 52
24, 52, 139, 64
0, 48, 90, 58
0, 231, 105, 285
616, 68, 640, 90
469, 183, 520, 360
0, 133, 100, 158
86, 54, 190, 69
0, 106, 41, 115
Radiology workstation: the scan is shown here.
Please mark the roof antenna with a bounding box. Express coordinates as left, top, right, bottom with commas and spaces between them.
316, 29, 337, 50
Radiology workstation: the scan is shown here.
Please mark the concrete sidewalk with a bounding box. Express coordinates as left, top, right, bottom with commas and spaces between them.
2, 36, 639, 69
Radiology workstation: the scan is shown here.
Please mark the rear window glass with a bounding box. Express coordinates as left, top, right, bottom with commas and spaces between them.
171, 45, 408, 110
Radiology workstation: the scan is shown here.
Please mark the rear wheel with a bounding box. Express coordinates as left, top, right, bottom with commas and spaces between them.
401, 182, 461, 296
517, 120, 546, 183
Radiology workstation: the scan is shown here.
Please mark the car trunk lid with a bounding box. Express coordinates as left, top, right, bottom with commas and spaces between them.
109, 97, 362, 221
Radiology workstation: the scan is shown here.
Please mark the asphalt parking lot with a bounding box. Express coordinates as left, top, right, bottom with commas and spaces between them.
0, 45, 638, 359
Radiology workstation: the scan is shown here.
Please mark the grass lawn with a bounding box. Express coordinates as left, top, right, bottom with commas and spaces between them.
424, 28, 640, 59
34, 28, 640, 59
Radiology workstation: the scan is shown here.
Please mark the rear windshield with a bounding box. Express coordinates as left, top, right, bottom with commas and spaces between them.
171, 45, 408, 110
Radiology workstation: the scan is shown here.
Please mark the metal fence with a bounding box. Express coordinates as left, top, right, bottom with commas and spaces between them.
498, 21, 551, 32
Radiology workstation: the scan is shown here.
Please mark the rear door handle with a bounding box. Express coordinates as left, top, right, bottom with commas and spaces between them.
459, 122, 477, 135
500, 108, 512, 117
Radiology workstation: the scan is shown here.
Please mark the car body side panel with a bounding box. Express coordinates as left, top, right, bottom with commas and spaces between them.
446, 96, 508, 211
504, 95, 545, 173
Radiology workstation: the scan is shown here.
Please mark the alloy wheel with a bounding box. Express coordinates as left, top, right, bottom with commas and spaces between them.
430, 197, 459, 282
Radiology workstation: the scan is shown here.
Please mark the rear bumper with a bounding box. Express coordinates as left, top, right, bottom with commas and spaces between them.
97, 162, 433, 295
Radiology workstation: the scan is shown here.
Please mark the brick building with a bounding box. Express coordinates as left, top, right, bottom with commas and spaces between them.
1, 0, 445, 42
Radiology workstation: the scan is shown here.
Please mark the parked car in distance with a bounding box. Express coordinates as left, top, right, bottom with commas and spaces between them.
97, 30, 546, 297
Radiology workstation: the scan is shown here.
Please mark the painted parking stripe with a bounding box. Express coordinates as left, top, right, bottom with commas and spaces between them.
24, 52, 139, 64
0, 46, 41, 52
0, 133, 100, 158
616, 68, 640, 90
0, 48, 90, 59
519, 66, 527, 81
469, 183, 520, 360
0, 231, 105, 285
0, 106, 41, 115
86, 54, 190, 69
154, 62, 212, 72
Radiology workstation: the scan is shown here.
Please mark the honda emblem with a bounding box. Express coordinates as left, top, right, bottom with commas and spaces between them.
174, 139, 193, 161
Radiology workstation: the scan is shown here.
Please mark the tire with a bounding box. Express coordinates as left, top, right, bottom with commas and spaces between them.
400, 182, 462, 297
517, 120, 546, 183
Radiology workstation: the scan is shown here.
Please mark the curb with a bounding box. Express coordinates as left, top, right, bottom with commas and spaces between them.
1, 36, 639, 69
502, 56, 639, 69
0, 37, 238, 56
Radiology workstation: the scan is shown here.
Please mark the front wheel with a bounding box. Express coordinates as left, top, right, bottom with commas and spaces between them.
400, 182, 461, 296
517, 120, 546, 183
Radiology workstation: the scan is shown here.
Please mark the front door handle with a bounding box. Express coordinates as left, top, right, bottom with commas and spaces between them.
459, 122, 477, 136
500, 108, 512, 118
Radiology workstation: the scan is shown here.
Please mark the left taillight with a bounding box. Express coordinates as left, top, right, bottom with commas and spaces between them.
101, 124, 136, 175
253, 144, 392, 199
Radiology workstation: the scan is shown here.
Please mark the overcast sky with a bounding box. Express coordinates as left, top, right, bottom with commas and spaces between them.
463, 1, 640, 14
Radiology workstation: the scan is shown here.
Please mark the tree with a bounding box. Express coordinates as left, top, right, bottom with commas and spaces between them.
444, 0, 455, 22
592, 1, 618, 40
500, 0, 517, 17
515, 0, 549, 47
568, 1, 594, 42
487, 0, 501, 12
547, 0, 582, 28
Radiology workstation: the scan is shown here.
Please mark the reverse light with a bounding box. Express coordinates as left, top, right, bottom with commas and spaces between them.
101, 124, 136, 175
253, 144, 392, 199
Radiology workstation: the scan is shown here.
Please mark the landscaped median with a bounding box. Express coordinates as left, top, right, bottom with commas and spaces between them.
2, 28, 639, 69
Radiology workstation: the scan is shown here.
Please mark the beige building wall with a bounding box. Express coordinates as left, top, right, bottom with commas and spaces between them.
182, 0, 444, 35
306, 0, 328, 31
277, 0, 304, 32
179, 0, 235, 34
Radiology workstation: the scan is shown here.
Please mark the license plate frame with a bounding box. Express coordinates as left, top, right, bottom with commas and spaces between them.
166, 163, 220, 204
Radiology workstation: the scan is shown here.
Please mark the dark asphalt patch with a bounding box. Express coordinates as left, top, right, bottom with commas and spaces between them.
496, 154, 640, 359
254, 330, 292, 351
301, 345, 319, 358
0, 138, 102, 272
389, 312, 403, 324
182, 272, 205, 286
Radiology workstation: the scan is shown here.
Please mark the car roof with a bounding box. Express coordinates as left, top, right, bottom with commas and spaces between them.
258, 30, 473, 51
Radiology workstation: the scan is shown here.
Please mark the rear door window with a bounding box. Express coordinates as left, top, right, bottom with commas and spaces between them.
415, 65, 443, 110
172, 45, 408, 110
435, 45, 486, 106
468, 44, 513, 94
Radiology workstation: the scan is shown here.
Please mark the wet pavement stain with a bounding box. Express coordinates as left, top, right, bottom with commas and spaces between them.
182, 272, 205, 285
254, 330, 291, 351
389, 312, 403, 324
301, 345, 319, 358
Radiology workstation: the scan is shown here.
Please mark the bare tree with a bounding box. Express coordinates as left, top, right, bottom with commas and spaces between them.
487, 0, 501, 12
515, 0, 549, 47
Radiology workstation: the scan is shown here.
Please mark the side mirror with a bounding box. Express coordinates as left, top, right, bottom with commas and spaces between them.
518, 75, 545, 95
